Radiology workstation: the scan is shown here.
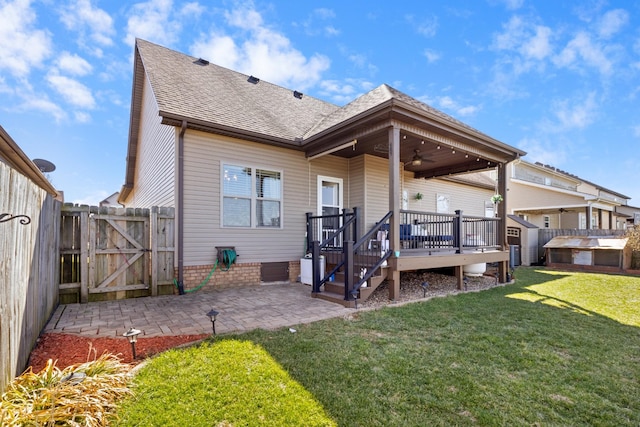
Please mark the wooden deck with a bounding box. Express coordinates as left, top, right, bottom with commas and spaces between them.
392, 248, 510, 271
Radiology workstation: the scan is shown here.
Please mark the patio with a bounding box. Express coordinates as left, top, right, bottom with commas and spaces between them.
44, 282, 353, 338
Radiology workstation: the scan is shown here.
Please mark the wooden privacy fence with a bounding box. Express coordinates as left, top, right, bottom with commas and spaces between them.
59, 205, 175, 303
1, 162, 60, 392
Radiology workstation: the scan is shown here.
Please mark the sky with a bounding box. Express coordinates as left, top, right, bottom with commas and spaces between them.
1, 0, 639, 206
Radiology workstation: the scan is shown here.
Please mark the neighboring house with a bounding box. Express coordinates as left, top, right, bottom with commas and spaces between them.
99, 191, 121, 207
506, 159, 633, 231
119, 39, 526, 303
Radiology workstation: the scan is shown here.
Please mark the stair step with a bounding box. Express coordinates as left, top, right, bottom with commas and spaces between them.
312, 291, 356, 308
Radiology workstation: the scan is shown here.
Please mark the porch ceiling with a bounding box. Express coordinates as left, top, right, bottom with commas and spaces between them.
303, 106, 524, 179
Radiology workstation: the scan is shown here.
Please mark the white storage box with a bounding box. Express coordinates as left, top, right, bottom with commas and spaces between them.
300, 256, 325, 285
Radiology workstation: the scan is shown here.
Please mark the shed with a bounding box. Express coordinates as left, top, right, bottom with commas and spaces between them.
507, 215, 539, 266
543, 235, 630, 272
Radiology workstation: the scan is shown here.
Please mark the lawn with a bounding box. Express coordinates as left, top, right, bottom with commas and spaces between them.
115, 268, 640, 426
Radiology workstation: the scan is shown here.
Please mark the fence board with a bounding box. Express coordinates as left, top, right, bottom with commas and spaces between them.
1, 162, 60, 392
59, 204, 174, 302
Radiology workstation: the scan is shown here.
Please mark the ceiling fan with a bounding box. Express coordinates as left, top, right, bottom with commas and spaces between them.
405, 149, 434, 167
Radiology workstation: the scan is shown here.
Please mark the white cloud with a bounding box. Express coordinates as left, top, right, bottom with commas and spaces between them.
318, 78, 374, 104
297, 7, 340, 37
424, 49, 441, 63
597, 9, 628, 39
405, 14, 438, 38
0, 0, 52, 76
60, 0, 114, 48
191, 4, 330, 91
521, 25, 552, 60
550, 92, 598, 130
493, 0, 524, 10
125, 0, 181, 46
46, 74, 96, 109
55, 51, 92, 76
20, 96, 67, 122
74, 111, 91, 123
518, 137, 568, 166
434, 95, 480, 117
554, 31, 612, 75
493, 16, 553, 62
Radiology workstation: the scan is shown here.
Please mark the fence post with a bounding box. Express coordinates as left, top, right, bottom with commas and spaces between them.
80, 208, 90, 303
151, 206, 158, 296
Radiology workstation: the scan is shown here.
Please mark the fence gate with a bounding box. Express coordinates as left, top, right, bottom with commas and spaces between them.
59, 205, 175, 303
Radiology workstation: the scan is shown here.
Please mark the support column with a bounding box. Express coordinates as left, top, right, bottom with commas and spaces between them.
497, 162, 508, 283
388, 126, 401, 300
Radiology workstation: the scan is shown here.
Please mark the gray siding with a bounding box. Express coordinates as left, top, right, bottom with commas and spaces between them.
182, 131, 349, 265
125, 76, 175, 208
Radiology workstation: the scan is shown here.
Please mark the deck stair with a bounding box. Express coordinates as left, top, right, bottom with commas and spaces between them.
312, 251, 389, 308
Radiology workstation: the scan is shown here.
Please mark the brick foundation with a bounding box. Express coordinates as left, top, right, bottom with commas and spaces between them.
177, 260, 303, 291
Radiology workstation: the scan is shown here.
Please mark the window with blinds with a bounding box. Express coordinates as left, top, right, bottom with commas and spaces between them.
222, 164, 282, 228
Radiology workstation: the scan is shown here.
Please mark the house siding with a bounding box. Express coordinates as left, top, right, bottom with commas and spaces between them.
182, 130, 349, 266
123, 77, 175, 208
508, 181, 586, 211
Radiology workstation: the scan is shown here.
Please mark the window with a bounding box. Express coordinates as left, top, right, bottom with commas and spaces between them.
543, 215, 550, 228
222, 164, 281, 228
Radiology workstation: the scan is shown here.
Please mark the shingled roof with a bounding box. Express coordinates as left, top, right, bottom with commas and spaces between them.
135, 39, 338, 144
134, 39, 507, 148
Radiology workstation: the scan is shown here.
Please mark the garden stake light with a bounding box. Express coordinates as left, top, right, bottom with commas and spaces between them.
123, 327, 141, 359
421, 281, 429, 297
206, 309, 219, 335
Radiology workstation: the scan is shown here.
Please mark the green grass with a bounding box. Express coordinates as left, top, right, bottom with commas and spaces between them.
115, 268, 640, 426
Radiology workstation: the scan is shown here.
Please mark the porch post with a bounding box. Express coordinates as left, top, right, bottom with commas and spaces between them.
497, 162, 508, 283
388, 126, 401, 300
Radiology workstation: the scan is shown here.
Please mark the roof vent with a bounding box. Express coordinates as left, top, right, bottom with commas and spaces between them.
194, 58, 209, 66
293, 90, 303, 99
247, 75, 260, 84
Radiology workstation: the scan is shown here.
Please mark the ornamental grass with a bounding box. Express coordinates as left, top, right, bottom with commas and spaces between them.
0, 353, 132, 426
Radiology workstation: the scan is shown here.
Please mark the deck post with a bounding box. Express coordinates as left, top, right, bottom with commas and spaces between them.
454, 210, 463, 254
388, 125, 401, 300
454, 265, 464, 290
497, 162, 508, 283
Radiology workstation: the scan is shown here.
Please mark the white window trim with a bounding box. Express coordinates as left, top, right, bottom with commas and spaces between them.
220, 161, 283, 229
317, 175, 343, 216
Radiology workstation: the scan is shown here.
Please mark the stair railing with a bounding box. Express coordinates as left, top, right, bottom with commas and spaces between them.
309, 208, 359, 293
345, 212, 393, 302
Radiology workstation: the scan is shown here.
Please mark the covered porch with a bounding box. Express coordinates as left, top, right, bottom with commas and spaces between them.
301, 85, 525, 304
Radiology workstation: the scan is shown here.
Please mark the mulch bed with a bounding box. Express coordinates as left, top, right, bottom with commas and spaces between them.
27, 333, 209, 372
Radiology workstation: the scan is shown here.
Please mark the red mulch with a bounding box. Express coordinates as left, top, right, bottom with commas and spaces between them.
27, 333, 209, 372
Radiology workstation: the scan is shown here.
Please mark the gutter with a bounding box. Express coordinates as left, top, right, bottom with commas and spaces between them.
177, 120, 187, 294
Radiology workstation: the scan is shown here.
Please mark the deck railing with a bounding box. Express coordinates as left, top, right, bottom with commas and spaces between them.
399, 209, 501, 252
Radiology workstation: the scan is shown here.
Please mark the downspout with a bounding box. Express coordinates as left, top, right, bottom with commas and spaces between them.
177, 120, 187, 294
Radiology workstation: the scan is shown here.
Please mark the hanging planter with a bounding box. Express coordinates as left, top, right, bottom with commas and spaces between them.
414, 192, 423, 201
491, 194, 503, 204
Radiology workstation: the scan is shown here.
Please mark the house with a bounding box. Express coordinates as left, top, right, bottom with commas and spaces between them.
99, 191, 121, 207
118, 39, 526, 305
506, 159, 632, 230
